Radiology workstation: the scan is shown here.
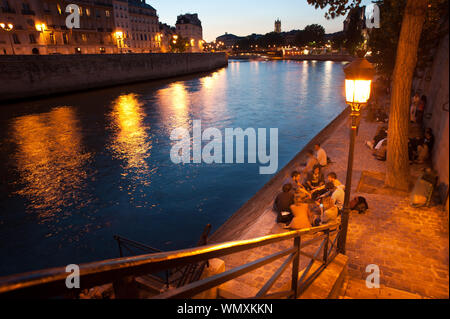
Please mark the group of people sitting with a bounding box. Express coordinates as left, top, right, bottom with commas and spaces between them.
274, 143, 345, 229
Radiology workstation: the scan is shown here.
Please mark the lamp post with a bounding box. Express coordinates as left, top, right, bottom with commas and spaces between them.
0, 23, 15, 55
337, 57, 375, 254
115, 31, 124, 54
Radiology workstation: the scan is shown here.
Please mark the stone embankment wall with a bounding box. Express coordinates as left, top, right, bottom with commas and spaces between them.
413, 20, 449, 212
0, 53, 228, 102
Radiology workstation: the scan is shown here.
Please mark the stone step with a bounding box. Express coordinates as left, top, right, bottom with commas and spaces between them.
297, 253, 348, 299
217, 279, 261, 299
135, 275, 169, 297
339, 278, 426, 299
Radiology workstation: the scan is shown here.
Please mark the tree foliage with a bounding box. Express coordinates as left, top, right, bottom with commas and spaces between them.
170, 36, 189, 53
306, 0, 362, 19
368, 0, 448, 79
294, 24, 326, 46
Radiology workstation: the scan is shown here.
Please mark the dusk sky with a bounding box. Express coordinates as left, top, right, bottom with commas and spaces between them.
151, 0, 371, 42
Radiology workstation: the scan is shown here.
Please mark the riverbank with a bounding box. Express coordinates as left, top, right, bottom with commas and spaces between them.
0, 53, 228, 103
210, 99, 449, 298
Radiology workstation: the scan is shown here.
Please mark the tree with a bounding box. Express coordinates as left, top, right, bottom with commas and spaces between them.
343, 7, 365, 55
257, 32, 285, 48
369, 0, 448, 80
294, 24, 325, 47
384, 0, 428, 190
304, 24, 326, 45
170, 35, 189, 53
306, 0, 430, 191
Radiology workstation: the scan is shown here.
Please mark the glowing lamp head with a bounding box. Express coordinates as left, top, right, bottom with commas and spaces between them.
344, 57, 375, 110
35, 23, 46, 31
115, 31, 123, 39
1, 23, 14, 31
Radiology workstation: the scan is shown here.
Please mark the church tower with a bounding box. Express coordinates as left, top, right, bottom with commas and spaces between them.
275, 19, 281, 33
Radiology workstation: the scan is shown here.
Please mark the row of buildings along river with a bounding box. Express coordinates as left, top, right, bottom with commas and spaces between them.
0, 0, 204, 55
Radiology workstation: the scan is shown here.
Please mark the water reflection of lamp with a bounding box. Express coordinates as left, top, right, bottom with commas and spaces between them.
109, 94, 151, 188
12, 107, 90, 220
338, 57, 375, 254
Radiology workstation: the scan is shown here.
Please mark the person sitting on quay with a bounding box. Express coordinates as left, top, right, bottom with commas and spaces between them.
302, 150, 319, 174
409, 128, 435, 164
314, 143, 328, 167
284, 195, 312, 230
290, 171, 312, 200
274, 183, 295, 225
326, 181, 345, 211
318, 196, 339, 226
304, 165, 326, 200
312, 172, 343, 191
365, 125, 388, 150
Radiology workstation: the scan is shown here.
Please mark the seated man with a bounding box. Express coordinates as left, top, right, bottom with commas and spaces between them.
311, 172, 344, 196
326, 181, 345, 211
274, 183, 295, 224
304, 165, 325, 200
314, 143, 328, 167
290, 171, 312, 201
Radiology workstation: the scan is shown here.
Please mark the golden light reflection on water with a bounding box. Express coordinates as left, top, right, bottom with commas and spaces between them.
157, 82, 190, 131
12, 106, 91, 221
109, 94, 153, 189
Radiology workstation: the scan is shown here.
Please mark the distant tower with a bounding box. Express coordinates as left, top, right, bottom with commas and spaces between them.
275, 19, 281, 33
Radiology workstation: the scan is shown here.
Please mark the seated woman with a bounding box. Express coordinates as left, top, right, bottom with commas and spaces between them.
286, 202, 311, 230
274, 183, 295, 224
304, 165, 326, 200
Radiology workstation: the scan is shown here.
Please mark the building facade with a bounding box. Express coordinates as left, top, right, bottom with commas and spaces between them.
0, 0, 160, 55
175, 13, 203, 53
0, 0, 117, 55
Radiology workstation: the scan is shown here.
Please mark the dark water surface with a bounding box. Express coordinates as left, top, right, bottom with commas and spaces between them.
0, 60, 347, 275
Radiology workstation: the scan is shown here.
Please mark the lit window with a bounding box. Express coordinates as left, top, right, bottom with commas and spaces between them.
86, 8, 90, 16
105, 10, 110, 17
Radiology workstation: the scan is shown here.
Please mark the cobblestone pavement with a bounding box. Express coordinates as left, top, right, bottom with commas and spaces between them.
221, 109, 449, 299
324, 111, 449, 299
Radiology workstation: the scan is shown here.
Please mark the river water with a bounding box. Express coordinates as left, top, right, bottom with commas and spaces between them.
0, 59, 347, 275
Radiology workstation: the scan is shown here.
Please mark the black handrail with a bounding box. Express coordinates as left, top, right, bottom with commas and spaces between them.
0, 222, 340, 299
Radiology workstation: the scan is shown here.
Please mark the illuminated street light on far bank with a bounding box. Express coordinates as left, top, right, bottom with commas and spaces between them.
337, 55, 375, 255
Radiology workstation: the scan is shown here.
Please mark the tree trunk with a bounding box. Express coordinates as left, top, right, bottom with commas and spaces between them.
385, 0, 429, 191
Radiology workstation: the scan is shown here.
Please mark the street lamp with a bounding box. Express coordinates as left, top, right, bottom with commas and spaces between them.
115, 31, 124, 53
337, 56, 375, 254
0, 22, 15, 55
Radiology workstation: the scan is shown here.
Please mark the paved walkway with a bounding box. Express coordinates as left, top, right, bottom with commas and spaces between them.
220, 109, 449, 299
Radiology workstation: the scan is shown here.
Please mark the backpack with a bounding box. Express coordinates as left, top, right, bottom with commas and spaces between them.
350, 196, 369, 214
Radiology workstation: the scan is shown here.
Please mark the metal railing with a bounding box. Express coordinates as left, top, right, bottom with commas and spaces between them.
0, 222, 341, 299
